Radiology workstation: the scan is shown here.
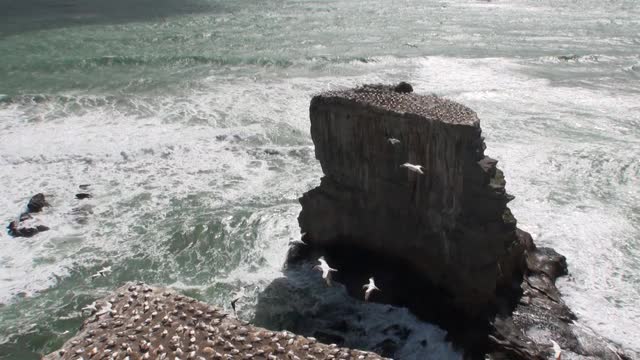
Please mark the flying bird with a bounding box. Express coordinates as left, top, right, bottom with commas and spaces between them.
81, 301, 98, 314
231, 288, 245, 316
95, 302, 113, 316
314, 256, 337, 287
401, 163, 424, 175
362, 277, 380, 301
550, 339, 562, 360
288, 238, 307, 246
90, 266, 112, 279
387, 138, 401, 145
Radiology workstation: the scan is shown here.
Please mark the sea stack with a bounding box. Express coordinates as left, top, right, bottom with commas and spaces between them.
298, 84, 524, 316
294, 84, 633, 359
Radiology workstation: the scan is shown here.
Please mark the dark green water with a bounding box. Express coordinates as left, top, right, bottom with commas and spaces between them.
0, 0, 638, 358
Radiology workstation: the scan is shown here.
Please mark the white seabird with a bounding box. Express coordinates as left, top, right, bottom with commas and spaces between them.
81, 301, 98, 314
387, 138, 401, 145
95, 302, 113, 316
231, 287, 245, 316
362, 277, 380, 301
314, 256, 337, 287
90, 266, 112, 279
288, 238, 307, 246
551, 339, 562, 360
401, 163, 424, 175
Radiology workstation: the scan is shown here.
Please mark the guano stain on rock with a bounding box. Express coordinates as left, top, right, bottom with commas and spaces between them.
45, 283, 390, 360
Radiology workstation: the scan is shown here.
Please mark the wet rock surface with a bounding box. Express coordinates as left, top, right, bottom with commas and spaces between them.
27, 193, 49, 213
292, 84, 636, 359
6, 193, 51, 237
45, 283, 390, 360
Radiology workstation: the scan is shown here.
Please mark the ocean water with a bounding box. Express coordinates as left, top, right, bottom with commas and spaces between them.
0, 0, 638, 358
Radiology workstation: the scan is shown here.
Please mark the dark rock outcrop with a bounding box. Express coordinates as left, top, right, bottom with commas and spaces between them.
27, 193, 49, 213
292, 84, 635, 359
75, 193, 92, 200
7, 220, 49, 238
7, 193, 51, 238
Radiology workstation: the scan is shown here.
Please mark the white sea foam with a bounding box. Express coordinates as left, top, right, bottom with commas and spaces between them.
0, 53, 638, 355
407, 56, 640, 351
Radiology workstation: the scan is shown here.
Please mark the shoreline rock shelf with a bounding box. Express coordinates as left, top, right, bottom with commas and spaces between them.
45, 283, 390, 360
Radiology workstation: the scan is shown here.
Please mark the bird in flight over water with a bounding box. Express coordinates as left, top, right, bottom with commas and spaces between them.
363, 277, 380, 301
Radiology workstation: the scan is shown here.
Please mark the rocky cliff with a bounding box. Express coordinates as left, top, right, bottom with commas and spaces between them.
298, 83, 523, 317
294, 83, 634, 359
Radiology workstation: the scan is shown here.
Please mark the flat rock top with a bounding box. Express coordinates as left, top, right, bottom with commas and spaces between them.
313, 85, 479, 126
45, 282, 389, 360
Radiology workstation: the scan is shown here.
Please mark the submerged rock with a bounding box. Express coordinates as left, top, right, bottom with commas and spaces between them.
27, 193, 49, 213
75, 193, 92, 200
292, 83, 635, 359
7, 193, 51, 238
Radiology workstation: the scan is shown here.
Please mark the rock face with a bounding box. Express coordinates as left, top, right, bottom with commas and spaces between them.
295, 84, 635, 359
7, 193, 51, 238
45, 283, 390, 360
298, 84, 523, 317
27, 193, 49, 213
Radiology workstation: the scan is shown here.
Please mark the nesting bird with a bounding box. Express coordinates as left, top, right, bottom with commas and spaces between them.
95, 302, 113, 316
289, 238, 307, 246
321, 85, 477, 126
401, 163, 424, 175
362, 277, 380, 302
313, 257, 337, 287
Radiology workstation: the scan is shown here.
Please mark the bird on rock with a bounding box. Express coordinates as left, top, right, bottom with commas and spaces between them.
314, 257, 337, 287
387, 138, 401, 145
401, 163, 424, 174
362, 277, 380, 301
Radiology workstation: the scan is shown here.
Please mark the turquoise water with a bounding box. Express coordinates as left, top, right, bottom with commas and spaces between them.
0, 0, 639, 358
